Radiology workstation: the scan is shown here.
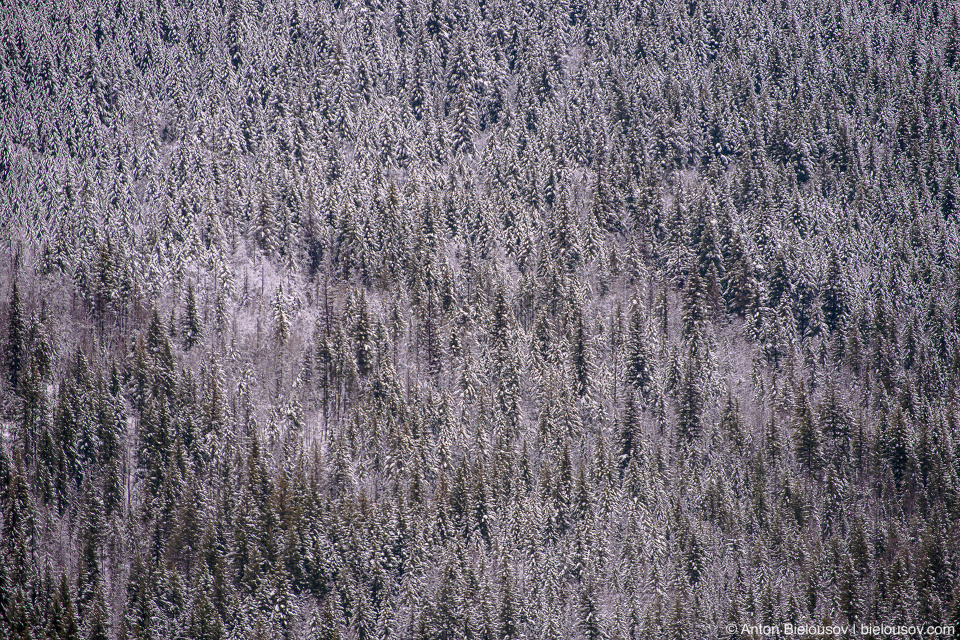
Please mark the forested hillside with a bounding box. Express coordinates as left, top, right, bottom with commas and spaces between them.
2, 0, 960, 637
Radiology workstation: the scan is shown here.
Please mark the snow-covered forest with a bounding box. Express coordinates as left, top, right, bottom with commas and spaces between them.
1, 0, 960, 637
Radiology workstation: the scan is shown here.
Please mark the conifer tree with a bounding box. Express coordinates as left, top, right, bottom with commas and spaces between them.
348, 290, 374, 379
794, 384, 821, 474
182, 283, 203, 351
252, 184, 278, 257
681, 257, 708, 342
5, 585, 29, 640
626, 305, 653, 401
84, 583, 110, 640
3, 453, 35, 584
695, 199, 724, 315
273, 283, 291, 347
822, 248, 847, 334
618, 391, 642, 477
676, 350, 704, 445
571, 309, 593, 400
883, 406, 913, 490
722, 227, 759, 317
58, 574, 81, 640
4, 280, 24, 391
451, 84, 476, 157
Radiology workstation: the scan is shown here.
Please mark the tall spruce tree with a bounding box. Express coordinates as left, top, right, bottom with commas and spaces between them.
4, 280, 24, 392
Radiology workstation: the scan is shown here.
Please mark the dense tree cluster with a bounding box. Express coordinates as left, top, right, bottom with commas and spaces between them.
2, 0, 960, 638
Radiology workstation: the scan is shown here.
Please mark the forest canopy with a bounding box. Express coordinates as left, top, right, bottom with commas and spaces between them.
1, 0, 960, 638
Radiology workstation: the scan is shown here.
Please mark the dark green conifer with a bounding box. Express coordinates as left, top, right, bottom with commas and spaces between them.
182, 283, 203, 351
4, 280, 24, 391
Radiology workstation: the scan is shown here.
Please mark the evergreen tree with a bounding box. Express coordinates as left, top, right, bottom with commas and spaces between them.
695, 201, 724, 315
579, 577, 604, 640
722, 227, 759, 317
571, 307, 593, 400
3, 453, 35, 583
618, 391, 642, 476
5, 586, 29, 640
451, 84, 476, 156
84, 584, 110, 640
681, 257, 708, 342
676, 348, 704, 445
793, 384, 821, 474
883, 406, 914, 490
147, 310, 177, 400
626, 305, 653, 401
57, 574, 81, 640
273, 283, 291, 347
348, 290, 374, 379
822, 248, 848, 333
4, 280, 24, 391
252, 184, 278, 257
182, 283, 203, 351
